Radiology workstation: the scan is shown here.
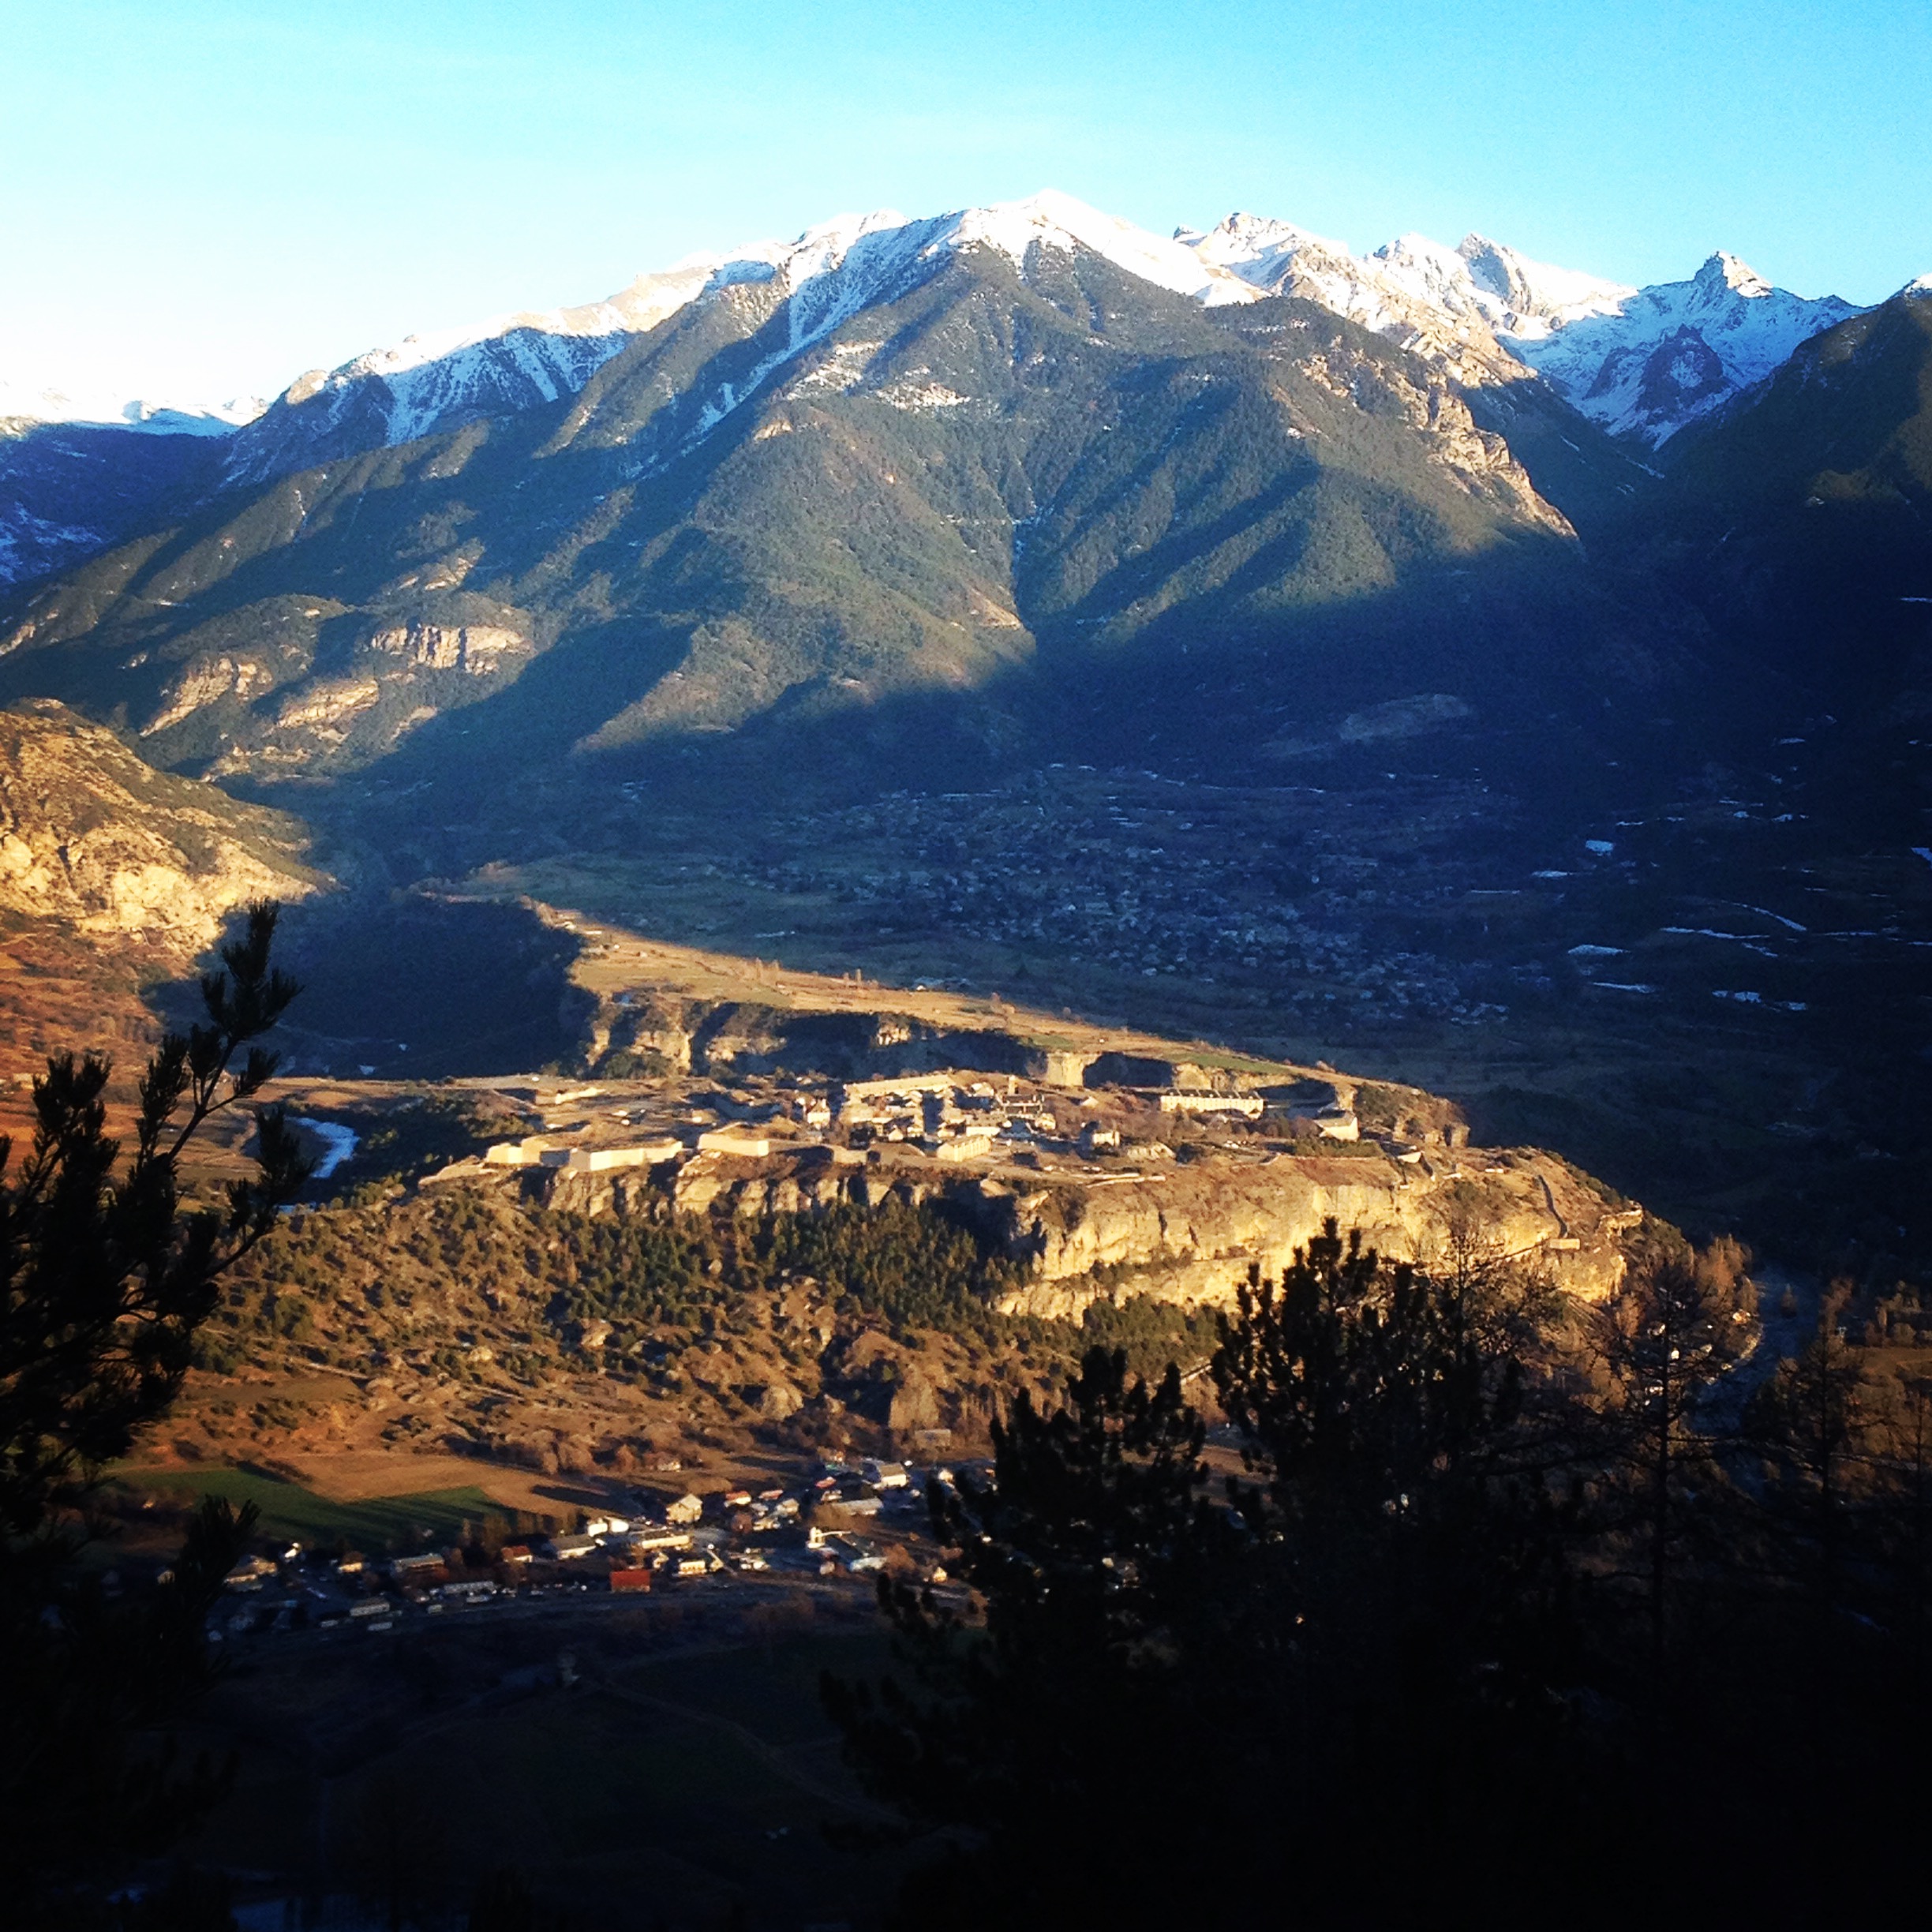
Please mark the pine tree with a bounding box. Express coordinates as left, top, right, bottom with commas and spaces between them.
829, 1223, 1583, 1924
0, 902, 307, 1911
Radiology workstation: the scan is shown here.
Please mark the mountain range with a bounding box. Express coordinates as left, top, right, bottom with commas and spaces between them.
0, 190, 1888, 601
5, 185, 1916, 793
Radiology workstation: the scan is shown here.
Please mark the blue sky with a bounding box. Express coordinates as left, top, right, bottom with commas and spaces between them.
2, 0, 1928, 403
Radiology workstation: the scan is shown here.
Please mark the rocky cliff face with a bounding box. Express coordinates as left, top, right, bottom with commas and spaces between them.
0, 698, 319, 952
524, 1135, 1630, 1315
960, 1147, 1629, 1312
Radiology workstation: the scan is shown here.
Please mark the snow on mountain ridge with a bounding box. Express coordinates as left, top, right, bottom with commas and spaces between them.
1452, 236, 1635, 337
945, 189, 1256, 304
233, 193, 1261, 485
287, 191, 1249, 437
0, 378, 264, 437
1182, 212, 1534, 384
6, 193, 1880, 473
1503, 250, 1865, 442
317, 266, 716, 388
1179, 214, 1863, 443
223, 259, 728, 480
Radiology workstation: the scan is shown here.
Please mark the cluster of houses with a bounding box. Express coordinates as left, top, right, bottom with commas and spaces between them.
211, 1458, 942, 1638
832, 1074, 1060, 1162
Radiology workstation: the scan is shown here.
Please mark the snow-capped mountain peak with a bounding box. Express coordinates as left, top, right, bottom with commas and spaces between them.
1696, 251, 1773, 299
1503, 249, 1864, 442
670, 205, 917, 291
6, 190, 1873, 501
1367, 231, 1504, 328
231, 192, 1271, 488
1453, 236, 1635, 336
1179, 213, 1530, 382
1177, 213, 1860, 443
1182, 211, 1357, 290
943, 189, 1257, 305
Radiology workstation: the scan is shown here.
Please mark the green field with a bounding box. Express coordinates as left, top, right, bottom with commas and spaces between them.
110, 1465, 504, 1553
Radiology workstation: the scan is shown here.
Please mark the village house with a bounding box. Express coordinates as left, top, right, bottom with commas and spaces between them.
623, 1527, 696, 1553
483, 1136, 553, 1166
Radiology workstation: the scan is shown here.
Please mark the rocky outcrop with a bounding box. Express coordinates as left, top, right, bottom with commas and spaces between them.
957, 1148, 1629, 1314
143, 653, 276, 736
1293, 350, 1572, 537
519, 1133, 1629, 1316
0, 698, 320, 952
366, 620, 524, 673
584, 993, 1239, 1091
273, 677, 380, 732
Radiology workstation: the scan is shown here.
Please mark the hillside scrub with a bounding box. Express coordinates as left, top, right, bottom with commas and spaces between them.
196, 1189, 1225, 1471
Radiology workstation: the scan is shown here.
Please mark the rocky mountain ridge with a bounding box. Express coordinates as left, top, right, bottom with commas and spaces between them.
1507, 250, 1866, 444
0, 191, 1886, 601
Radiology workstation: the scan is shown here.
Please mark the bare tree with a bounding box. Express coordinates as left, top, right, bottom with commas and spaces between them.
1590, 1229, 1752, 1694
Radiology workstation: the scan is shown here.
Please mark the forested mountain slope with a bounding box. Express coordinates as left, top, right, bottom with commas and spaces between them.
1634, 286, 1932, 728
0, 237, 1673, 795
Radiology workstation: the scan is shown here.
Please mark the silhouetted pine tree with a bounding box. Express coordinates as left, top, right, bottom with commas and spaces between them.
830, 1222, 1595, 1924
825, 1345, 1243, 1926
0, 903, 306, 1917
